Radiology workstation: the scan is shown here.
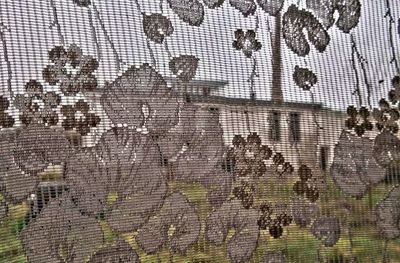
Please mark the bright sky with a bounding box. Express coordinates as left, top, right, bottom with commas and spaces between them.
1, 0, 399, 110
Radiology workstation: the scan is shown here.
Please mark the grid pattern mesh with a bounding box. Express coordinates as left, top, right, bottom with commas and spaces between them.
0, 0, 400, 262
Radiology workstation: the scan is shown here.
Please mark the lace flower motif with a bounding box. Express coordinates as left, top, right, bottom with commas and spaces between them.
65, 128, 167, 233
269, 152, 295, 180
206, 200, 259, 263
15, 80, 61, 126
292, 164, 319, 202
101, 64, 179, 135
282, 5, 330, 56
228, 133, 272, 178
291, 196, 319, 228
387, 75, 400, 104
345, 105, 373, 137
136, 193, 200, 255
43, 45, 98, 96
330, 131, 386, 198
372, 99, 400, 134
21, 195, 103, 263
229, 0, 257, 17
0, 131, 38, 202
258, 202, 292, 238
60, 100, 100, 136
89, 240, 140, 263
261, 251, 286, 263
293, 66, 317, 90
311, 217, 341, 247
73, 0, 91, 7
375, 186, 400, 239
0, 96, 14, 129
306, 0, 361, 33
14, 124, 70, 175
233, 29, 262, 58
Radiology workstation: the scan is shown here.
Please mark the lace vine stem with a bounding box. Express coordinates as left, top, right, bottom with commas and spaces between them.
87, 8, 102, 62
133, 0, 157, 68
384, 0, 400, 74
91, 2, 123, 71
382, 239, 389, 263
247, 12, 260, 100
350, 34, 372, 109
160, 0, 173, 59
49, 0, 65, 46
350, 35, 362, 107
0, 23, 14, 99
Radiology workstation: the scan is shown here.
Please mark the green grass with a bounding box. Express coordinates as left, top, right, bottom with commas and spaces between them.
1, 179, 399, 263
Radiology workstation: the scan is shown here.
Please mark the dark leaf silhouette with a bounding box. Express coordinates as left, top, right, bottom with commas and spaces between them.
306, 0, 335, 28
306, 0, 361, 33
256, 0, 284, 16
282, 5, 330, 56
167, 0, 205, 26
169, 55, 200, 82
143, 14, 174, 44
203, 0, 225, 8
293, 65, 317, 90
229, 0, 257, 17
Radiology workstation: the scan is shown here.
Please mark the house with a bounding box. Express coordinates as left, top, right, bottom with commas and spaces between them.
170, 78, 346, 173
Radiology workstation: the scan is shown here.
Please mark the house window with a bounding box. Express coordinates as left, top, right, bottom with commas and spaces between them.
320, 146, 329, 171
269, 111, 281, 141
209, 107, 219, 112
289, 112, 301, 142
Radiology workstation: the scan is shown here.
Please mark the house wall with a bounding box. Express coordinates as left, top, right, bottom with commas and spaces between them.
194, 100, 346, 171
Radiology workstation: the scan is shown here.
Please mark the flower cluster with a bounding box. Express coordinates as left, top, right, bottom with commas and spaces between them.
292, 164, 319, 202
345, 105, 373, 137
43, 45, 99, 96
258, 202, 293, 238
233, 29, 262, 58
0, 96, 14, 129
228, 133, 272, 178
271, 152, 294, 179
15, 80, 61, 126
232, 180, 255, 209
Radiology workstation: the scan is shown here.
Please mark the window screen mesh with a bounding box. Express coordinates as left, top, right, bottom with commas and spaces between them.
0, 0, 400, 262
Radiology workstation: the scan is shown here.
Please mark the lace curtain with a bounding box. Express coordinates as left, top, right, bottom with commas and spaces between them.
0, 0, 399, 262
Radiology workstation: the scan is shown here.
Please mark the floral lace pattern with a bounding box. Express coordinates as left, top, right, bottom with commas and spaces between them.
0, 0, 399, 262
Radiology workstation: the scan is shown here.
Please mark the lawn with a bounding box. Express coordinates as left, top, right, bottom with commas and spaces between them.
0, 176, 399, 263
